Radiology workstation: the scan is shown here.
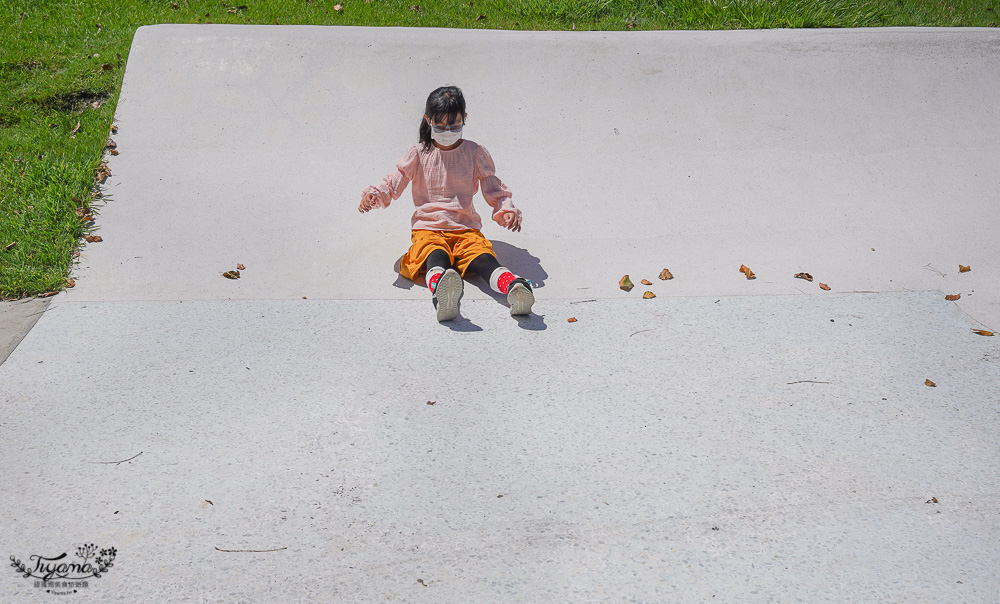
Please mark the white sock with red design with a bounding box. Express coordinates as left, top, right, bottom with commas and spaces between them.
426, 267, 445, 293
489, 267, 517, 295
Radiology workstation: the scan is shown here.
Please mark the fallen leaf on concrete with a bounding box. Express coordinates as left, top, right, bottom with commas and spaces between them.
85, 235, 103, 243
659, 268, 673, 280
38, 291, 58, 298
959, 265, 971, 273
739, 265, 755, 280
568, 317, 577, 323
819, 283, 831, 291
111, 124, 118, 133
426, 401, 435, 405
641, 279, 652, 285
643, 291, 656, 299
222, 270, 240, 279
945, 294, 961, 301
96, 163, 111, 180
619, 275, 634, 291
971, 329, 994, 336
66, 279, 75, 288
106, 139, 117, 149
110, 149, 119, 156
794, 272, 813, 282
3, 241, 15, 251
926, 497, 939, 504
924, 379, 936, 387
237, 264, 245, 270
417, 579, 427, 586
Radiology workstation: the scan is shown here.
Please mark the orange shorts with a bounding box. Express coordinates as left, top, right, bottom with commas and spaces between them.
398, 229, 497, 281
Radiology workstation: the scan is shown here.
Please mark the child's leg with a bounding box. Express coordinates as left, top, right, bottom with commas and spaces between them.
426, 248, 463, 322
468, 253, 534, 315
424, 249, 451, 293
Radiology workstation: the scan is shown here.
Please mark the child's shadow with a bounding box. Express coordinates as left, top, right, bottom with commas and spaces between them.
392, 240, 548, 331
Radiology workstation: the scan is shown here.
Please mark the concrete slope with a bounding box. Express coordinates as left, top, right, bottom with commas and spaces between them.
65, 26, 999, 328
3, 26, 1000, 603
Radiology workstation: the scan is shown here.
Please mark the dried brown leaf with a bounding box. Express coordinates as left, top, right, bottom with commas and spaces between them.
66, 278, 76, 288
567, 317, 577, 323
659, 268, 673, 280
38, 291, 58, 298
333, 3, 343, 11
945, 294, 961, 301
739, 264, 755, 280
426, 401, 435, 405
643, 291, 656, 299
237, 264, 245, 270
111, 124, 118, 133
971, 329, 994, 336
110, 149, 119, 156
794, 272, 813, 282
222, 270, 241, 279
106, 139, 117, 149
641, 279, 652, 285
924, 379, 936, 387
926, 497, 939, 504
71, 122, 81, 134
959, 265, 971, 273
619, 275, 634, 291
819, 283, 831, 291
84, 235, 103, 243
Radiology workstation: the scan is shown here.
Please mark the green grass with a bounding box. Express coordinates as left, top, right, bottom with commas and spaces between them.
2, 0, 998, 298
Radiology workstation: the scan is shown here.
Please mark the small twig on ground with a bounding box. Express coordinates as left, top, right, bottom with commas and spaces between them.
570, 299, 597, 304
215, 546, 287, 553
786, 380, 831, 384
86, 451, 142, 464
923, 263, 946, 277
629, 329, 654, 337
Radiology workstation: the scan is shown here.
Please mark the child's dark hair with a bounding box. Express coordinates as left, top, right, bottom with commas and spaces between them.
419, 86, 466, 151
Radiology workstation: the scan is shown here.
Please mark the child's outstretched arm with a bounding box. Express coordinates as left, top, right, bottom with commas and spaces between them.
475, 145, 522, 232
359, 146, 420, 214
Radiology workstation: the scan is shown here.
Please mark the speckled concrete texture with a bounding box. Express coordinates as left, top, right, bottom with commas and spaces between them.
2, 293, 999, 602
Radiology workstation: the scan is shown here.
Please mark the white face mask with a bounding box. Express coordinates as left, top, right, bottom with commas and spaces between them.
431, 127, 463, 147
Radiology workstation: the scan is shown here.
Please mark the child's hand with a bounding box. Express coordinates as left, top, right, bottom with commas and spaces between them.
502, 211, 522, 232
359, 192, 381, 213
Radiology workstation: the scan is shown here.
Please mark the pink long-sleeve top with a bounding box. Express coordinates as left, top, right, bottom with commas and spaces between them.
364, 140, 519, 231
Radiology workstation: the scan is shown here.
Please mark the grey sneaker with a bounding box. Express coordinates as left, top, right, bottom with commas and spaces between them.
507, 278, 534, 316
433, 268, 463, 322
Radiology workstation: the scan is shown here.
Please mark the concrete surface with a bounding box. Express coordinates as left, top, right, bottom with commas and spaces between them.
0, 298, 49, 366
2, 25, 1000, 603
